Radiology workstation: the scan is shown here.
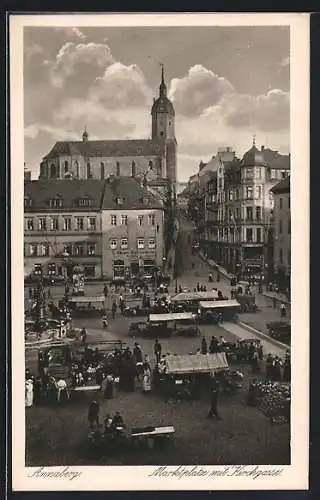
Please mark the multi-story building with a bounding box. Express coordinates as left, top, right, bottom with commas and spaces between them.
198, 141, 290, 279
24, 179, 105, 279
37, 68, 177, 197
270, 176, 291, 290
24, 177, 165, 281
101, 176, 164, 280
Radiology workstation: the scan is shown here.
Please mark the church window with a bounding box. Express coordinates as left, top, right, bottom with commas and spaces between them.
148, 160, 153, 170
64, 161, 69, 174
100, 162, 105, 180
87, 163, 92, 179
50, 164, 57, 178
74, 161, 80, 178
131, 161, 136, 178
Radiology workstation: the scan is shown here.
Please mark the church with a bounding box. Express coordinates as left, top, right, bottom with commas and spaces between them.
38, 67, 177, 196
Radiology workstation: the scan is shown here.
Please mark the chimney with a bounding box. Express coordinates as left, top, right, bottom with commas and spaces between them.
261, 145, 265, 151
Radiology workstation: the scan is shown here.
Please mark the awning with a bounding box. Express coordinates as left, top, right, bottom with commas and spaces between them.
149, 312, 196, 322
165, 353, 228, 375
68, 295, 105, 303
171, 290, 219, 302
199, 299, 240, 309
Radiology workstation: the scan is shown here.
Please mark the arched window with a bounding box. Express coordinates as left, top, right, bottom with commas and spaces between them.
116, 161, 120, 177
131, 160, 136, 178
157, 161, 162, 177
100, 162, 105, 180
50, 164, 57, 178
74, 161, 80, 178
87, 162, 92, 179
64, 161, 69, 174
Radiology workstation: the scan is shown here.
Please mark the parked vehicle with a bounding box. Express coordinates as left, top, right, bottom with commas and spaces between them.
267, 321, 291, 344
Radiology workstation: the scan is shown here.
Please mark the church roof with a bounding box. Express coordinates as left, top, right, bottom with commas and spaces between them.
44, 139, 166, 160
151, 96, 175, 116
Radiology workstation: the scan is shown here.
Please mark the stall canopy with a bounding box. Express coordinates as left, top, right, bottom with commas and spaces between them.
68, 296, 105, 303
149, 312, 196, 322
165, 353, 228, 374
199, 299, 240, 309
171, 290, 219, 302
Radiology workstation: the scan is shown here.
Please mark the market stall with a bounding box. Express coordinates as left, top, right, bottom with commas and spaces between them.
198, 299, 241, 323
156, 353, 229, 399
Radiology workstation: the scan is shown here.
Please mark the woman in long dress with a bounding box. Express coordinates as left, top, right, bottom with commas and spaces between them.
25, 379, 34, 407
142, 366, 152, 393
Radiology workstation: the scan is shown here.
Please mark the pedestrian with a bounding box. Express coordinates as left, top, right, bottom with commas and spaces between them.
28, 287, 33, 299
201, 336, 208, 355
207, 378, 222, 420
80, 328, 87, 346
103, 284, 108, 297
197, 282, 200, 292
209, 336, 218, 354
154, 338, 162, 363
273, 297, 277, 309
280, 303, 286, 318
88, 400, 100, 430
111, 301, 117, 319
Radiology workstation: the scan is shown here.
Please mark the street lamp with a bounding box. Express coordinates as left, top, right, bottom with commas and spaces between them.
62, 250, 70, 302
162, 256, 167, 274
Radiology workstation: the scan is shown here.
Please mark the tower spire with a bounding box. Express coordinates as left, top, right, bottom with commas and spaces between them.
159, 63, 167, 97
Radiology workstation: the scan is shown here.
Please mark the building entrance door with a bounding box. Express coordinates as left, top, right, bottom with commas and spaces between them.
130, 262, 139, 277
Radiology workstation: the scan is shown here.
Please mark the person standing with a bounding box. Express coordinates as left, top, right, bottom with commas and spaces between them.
80, 328, 87, 346
111, 301, 117, 319
103, 284, 108, 298
88, 400, 100, 430
154, 339, 162, 363
209, 336, 218, 354
207, 379, 222, 420
25, 379, 34, 408
201, 336, 208, 355
280, 303, 286, 318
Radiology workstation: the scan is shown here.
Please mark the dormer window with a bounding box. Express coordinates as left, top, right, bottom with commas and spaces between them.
116, 197, 124, 205
49, 197, 63, 208
78, 197, 92, 208
141, 197, 149, 206
24, 197, 32, 208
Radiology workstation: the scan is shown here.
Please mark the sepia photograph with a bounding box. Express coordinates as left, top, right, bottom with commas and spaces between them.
10, 13, 309, 491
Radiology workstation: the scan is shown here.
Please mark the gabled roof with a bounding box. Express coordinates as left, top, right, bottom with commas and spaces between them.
24, 179, 106, 211
44, 139, 165, 160
101, 177, 163, 210
270, 176, 290, 194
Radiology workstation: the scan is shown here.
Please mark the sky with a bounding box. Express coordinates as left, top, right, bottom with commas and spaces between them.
24, 25, 290, 181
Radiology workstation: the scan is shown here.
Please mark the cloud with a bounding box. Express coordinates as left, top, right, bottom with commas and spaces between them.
89, 62, 152, 109
168, 64, 234, 116
218, 89, 290, 132
54, 27, 87, 40
50, 42, 114, 87
24, 43, 45, 63
25, 123, 80, 141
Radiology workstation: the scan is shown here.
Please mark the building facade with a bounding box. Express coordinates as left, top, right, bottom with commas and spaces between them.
38, 68, 177, 195
100, 176, 164, 280
270, 177, 291, 289
24, 180, 105, 279
24, 178, 165, 281
193, 142, 290, 279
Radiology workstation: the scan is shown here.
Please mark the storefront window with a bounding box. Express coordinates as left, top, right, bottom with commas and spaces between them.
113, 260, 125, 277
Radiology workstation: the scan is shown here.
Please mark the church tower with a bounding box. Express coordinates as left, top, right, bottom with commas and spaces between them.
151, 65, 175, 140
151, 66, 177, 185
